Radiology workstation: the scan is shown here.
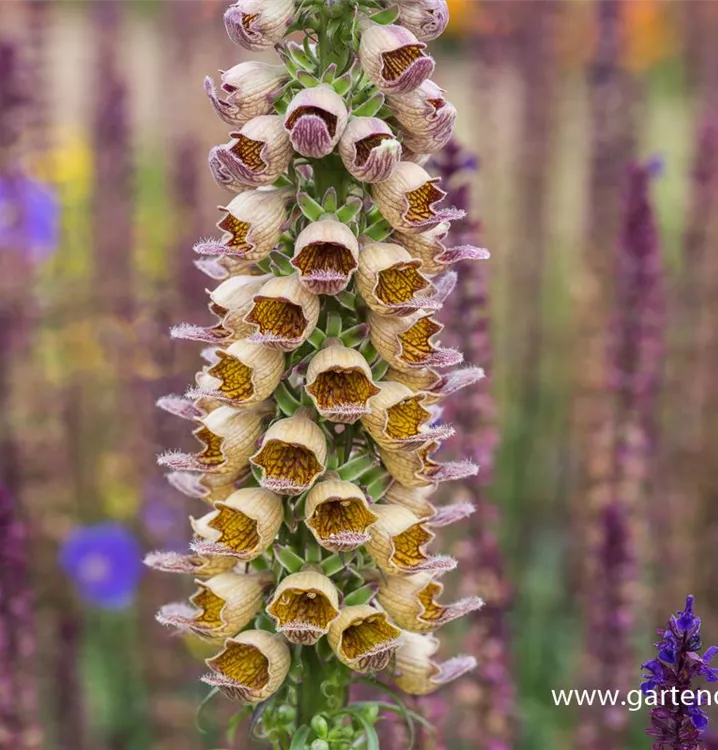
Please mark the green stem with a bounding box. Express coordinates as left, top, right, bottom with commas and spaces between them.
298, 646, 324, 727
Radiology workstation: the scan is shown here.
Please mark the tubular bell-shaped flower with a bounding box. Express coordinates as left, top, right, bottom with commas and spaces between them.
290, 218, 359, 294
304, 479, 379, 551
339, 117, 402, 183
388, 80, 456, 154
266, 570, 341, 644
204, 62, 288, 127
223, 0, 295, 51
392, 632, 477, 695
157, 571, 270, 640
284, 84, 349, 158
209, 115, 292, 192
372, 161, 464, 233
151, 0, 485, 737
203, 630, 291, 702
190, 487, 283, 561
359, 23, 434, 94
378, 571, 484, 633
328, 605, 403, 672
250, 412, 327, 495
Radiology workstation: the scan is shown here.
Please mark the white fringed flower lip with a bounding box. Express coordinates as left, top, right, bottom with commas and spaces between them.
284, 84, 349, 159
203, 630, 291, 703
383, 481, 475, 527
305, 344, 380, 423
204, 62, 288, 127
338, 117, 402, 183
365, 504, 456, 575
385, 364, 486, 406
290, 218, 359, 295
224, 0, 295, 51
388, 80, 456, 154
359, 23, 434, 95
356, 241, 439, 316
372, 162, 464, 233
395, 0, 450, 42
377, 571, 484, 633
328, 605, 403, 673
379, 440, 478, 488
304, 479, 379, 552
368, 309, 463, 372
190, 487, 283, 561
244, 274, 320, 351
157, 402, 271, 478
392, 631, 477, 695
209, 115, 292, 192
195, 189, 288, 263
393, 221, 490, 275
250, 412, 327, 495
156, 571, 269, 640
360, 380, 454, 450
143, 549, 236, 578
189, 340, 285, 408
266, 570, 341, 645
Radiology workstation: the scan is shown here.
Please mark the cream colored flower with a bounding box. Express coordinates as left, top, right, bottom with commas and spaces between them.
266, 571, 341, 645
356, 242, 438, 316
199, 190, 287, 263
359, 23, 434, 95
361, 381, 453, 450
377, 572, 483, 633
385, 365, 485, 406
144, 550, 236, 578
203, 630, 291, 703
392, 632, 477, 695
190, 487, 283, 561
190, 340, 285, 408
384, 482, 475, 527
244, 274, 320, 351
338, 117, 402, 183
224, 0, 295, 51
388, 80, 456, 154
305, 345, 380, 423
284, 84, 349, 158
205, 62, 288, 127
395, 0, 450, 42
290, 219, 359, 295
372, 162, 463, 234
365, 504, 455, 575
368, 310, 462, 372
328, 605, 402, 672
379, 441, 478, 489
157, 571, 270, 640
304, 479, 379, 552
158, 402, 270, 478
251, 413, 327, 495
393, 222, 489, 275
209, 115, 292, 192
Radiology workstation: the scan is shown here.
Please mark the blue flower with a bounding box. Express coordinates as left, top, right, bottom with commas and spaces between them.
0, 172, 59, 262
60, 523, 143, 609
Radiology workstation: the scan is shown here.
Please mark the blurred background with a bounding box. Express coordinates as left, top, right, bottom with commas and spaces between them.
2, 1, 718, 749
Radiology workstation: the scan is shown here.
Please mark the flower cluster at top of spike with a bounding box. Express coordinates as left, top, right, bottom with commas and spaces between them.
641, 596, 718, 748
145, 0, 488, 740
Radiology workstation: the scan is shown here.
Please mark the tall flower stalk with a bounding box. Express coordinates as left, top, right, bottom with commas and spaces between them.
147, 0, 487, 745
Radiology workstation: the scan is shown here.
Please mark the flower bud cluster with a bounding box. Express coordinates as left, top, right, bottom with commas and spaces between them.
146, 0, 488, 741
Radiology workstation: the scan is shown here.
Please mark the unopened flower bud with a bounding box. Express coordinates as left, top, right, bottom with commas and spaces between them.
395, 0, 450, 42
224, 0, 295, 51
388, 80, 456, 154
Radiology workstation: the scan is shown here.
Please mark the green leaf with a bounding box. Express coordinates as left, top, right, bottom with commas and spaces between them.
320, 553, 345, 577
335, 290, 358, 311
305, 541, 323, 564
194, 687, 220, 734
369, 6, 399, 25
254, 612, 275, 632
321, 63, 338, 83
364, 218, 393, 242
353, 713, 380, 750
289, 725, 312, 750
332, 72, 353, 97
275, 382, 303, 416
275, 545, 305, 574
336, 197, 363, 224
297, 69, 321, 88
336, 453, 376, 482
271, 250, 295, 276
339, 324, 368, 348
344, 584, 376, 607
322, 187, 338, 213
364, 472, 391, 502
298, 191, 326, 222
371, 358, 389, 380
308, 328, 327, 349
358, 340, 379, 362
283, 499, 298, 532
352, 91, 385, 118
326, 311, 343, 338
